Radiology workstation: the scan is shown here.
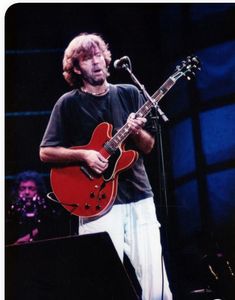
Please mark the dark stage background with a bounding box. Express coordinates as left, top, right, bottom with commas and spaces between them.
5, 3, 235, 299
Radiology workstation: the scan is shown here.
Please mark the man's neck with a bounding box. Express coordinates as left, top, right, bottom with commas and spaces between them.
81, 81, 109, 96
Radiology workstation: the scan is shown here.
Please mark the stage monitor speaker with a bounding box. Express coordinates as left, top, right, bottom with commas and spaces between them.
6, 232, 140, 300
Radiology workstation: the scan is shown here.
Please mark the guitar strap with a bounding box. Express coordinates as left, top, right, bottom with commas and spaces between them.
106, 84, 122, 135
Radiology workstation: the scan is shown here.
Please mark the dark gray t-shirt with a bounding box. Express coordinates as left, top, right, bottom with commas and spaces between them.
40, 84, 154, 204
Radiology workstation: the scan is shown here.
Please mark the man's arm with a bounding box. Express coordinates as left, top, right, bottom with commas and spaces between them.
130, 129, 155, 154
39, 146, 108, 174
40, 146, 86, 163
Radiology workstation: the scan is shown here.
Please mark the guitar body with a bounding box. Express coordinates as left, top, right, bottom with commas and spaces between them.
50, 122, 138, 217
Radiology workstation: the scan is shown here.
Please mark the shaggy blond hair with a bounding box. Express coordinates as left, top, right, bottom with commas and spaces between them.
62, 33, 112, 87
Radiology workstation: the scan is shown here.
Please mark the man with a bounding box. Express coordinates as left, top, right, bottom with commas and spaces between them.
40, 33, 172, 299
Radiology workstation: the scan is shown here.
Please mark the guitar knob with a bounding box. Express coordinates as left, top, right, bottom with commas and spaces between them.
96, 205, 101, 210
98, 194, 106, 200
85, 203, 91, 209
90, 192, 95, 198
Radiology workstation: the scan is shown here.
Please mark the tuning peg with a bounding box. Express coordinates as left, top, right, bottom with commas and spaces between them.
187, 56, 192, 62
192, 56, 199, 63
176, 65, 181, 71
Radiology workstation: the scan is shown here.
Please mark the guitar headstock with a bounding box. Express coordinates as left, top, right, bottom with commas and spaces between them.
174, 55, 201, 81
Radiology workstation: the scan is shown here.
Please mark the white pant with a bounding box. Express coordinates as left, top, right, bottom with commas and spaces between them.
79, 197, 172, 300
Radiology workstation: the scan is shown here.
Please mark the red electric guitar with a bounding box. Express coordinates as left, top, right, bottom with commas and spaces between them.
50, 56, 200, 217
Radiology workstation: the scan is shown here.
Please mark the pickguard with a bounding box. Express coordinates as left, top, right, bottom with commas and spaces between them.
103, 148, 121, 181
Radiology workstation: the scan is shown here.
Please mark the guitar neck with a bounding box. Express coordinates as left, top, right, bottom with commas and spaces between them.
104, 76, 176, 154
104, 55, 201, 153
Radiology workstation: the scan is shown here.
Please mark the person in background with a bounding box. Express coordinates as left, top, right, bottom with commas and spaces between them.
7, 170, 54, 244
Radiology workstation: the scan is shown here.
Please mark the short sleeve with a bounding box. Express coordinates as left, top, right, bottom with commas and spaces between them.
40, 97, 67, 147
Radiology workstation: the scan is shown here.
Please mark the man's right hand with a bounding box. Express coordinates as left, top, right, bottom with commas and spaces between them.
83, 150, 109, 174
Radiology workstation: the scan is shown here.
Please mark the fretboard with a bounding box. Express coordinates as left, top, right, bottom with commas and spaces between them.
104, 76, 176, 154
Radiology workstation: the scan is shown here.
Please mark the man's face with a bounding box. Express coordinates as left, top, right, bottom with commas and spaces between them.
18, 180, 38, 200
76, 45, 108, 86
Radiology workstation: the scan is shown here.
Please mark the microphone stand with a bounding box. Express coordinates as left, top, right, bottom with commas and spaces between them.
121, 63, 169, 122
121, 62, 170, 221
119, 61, 173, 300
121, 62, 172, 299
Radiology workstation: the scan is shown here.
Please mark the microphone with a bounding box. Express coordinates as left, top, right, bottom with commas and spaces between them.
113, 56, 130, 69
